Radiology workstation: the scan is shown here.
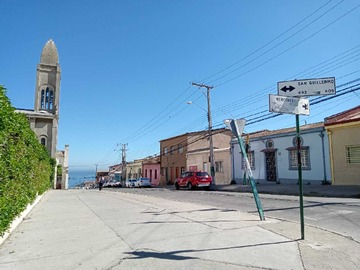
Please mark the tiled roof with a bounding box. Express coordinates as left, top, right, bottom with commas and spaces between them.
159, 128, 229, 142
245, 122, 324, 139
324, 105, 360, 126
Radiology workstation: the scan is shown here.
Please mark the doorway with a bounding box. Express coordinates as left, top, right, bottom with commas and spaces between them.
265, 151, 277, 181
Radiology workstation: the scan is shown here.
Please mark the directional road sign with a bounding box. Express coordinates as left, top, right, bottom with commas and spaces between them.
277, 77, 336, 97
269, 94, 310, 115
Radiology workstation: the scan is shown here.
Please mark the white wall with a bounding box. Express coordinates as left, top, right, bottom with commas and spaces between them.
231, 128, 331, 184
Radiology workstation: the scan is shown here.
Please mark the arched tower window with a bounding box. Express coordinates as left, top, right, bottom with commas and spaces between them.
40, 87, 54, 110
41, 138, 46, 146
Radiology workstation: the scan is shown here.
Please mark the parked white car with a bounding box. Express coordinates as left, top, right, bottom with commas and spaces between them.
135, 177, 152, 188
125, 179, 137, 188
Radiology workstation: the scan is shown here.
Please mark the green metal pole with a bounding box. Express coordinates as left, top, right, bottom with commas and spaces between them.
296, 114, 305, 240
237, 135, 265, 221
243, 172, 247, 185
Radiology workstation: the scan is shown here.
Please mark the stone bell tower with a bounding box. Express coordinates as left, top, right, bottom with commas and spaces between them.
16, 39, 69, 189
33, 39, 61, 157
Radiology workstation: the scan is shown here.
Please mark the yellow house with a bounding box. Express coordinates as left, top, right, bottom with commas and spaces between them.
325, 106, 360, 185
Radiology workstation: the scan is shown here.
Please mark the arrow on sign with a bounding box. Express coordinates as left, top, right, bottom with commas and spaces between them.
280, 85, 295, 93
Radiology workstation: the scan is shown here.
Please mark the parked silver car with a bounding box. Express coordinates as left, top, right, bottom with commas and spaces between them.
125, 179, 137, 188
135, 177, 152, 188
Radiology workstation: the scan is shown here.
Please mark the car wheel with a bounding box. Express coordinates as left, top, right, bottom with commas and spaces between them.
175, 183, 180, 190
187, 182, 193, 190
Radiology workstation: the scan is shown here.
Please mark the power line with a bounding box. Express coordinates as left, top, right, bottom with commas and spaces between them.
127, 81, 360, 166
199, 0, 335, 83
215, 3, 360, 87
95, 3, 360, 166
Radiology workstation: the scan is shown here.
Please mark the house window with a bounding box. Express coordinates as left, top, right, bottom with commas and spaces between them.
346, 145, 360, 164
155, 169, 158, 179
163, 147, 168, 156
241, 151, 255, 170
170, 146, 175, 155
215, 161, 223, 172
178, 144, 183, 154
288, 148, 310, 170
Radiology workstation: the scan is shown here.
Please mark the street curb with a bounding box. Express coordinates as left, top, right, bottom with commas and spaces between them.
153, 184, 360, 198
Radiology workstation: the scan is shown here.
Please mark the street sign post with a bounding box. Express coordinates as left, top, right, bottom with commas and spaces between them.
269, 94, 310, 115
224, 119, 265, 221
273, 76, 336, 240
269, 94, 307, 239
277, 77, 336, 97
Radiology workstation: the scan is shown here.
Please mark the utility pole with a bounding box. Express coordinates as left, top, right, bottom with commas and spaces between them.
121, 144, 128, 185
191, 82, 215, 185
95, 164, 98, 182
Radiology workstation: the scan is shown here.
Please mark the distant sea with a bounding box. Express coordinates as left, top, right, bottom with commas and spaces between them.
68, 168, 96, 188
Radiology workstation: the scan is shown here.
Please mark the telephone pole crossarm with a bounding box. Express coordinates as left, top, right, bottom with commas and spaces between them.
191, 82, 214, 90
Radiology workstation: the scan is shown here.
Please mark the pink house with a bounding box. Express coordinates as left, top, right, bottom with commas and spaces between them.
142, 156, 161, 186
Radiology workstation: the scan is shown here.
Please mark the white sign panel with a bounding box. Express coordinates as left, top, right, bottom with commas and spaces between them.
277, 77, 335, 97
269, 94, 310, 115
224, 119, 246, 137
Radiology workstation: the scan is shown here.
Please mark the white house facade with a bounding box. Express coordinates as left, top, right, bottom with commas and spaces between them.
230, 123, 331, 185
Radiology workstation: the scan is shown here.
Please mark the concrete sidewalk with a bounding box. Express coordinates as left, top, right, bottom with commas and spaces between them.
0, 190, 359, 269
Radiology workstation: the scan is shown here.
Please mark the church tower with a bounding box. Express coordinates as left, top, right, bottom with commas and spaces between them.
34, 39, 61, 115
32, 39, 61, 157
16, 39, 69, 189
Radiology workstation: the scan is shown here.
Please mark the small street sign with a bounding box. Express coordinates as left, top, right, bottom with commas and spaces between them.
223, 119, 246, 137
269, 94, 310, 115
277, 77, 336, 97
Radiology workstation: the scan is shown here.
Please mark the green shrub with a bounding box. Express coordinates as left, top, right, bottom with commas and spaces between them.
0, 85, 53, 237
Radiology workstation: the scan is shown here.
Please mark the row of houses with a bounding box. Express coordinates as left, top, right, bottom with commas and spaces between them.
107, 105, 360, 186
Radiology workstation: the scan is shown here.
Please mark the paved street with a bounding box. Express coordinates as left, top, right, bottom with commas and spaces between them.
0, 189, 359, 269
118, 187, 360, 243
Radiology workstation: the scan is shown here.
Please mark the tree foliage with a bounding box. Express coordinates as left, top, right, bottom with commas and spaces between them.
0, 85, 54, 237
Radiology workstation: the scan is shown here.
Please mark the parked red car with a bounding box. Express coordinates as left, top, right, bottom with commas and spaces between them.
174, 171, 212, 190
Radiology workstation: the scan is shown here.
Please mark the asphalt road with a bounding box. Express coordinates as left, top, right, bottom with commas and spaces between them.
110, 187, 360, 243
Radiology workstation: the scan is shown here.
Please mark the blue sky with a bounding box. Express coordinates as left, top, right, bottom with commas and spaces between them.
1, 0, 360, 172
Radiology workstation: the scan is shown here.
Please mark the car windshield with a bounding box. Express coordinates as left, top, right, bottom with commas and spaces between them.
196, 172, 209, 177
